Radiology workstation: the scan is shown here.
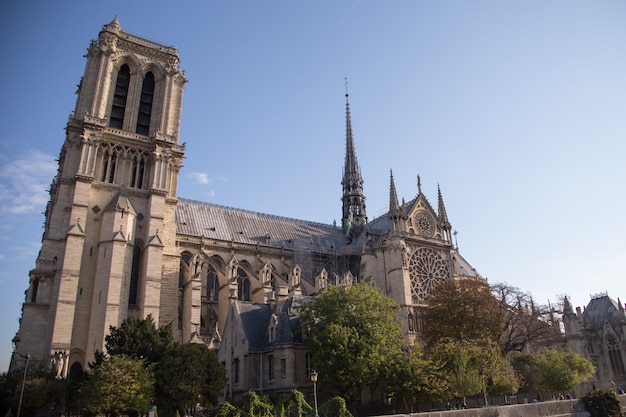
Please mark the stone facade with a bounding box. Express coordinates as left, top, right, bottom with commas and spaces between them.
563, 293, 626, 391
11, 18, 186, 376
11, 20, 484, 399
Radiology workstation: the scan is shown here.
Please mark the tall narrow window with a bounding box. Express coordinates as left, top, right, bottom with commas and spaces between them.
237, 268, 251, 301
280, 358, 287, 378
233, 358, 240, 384
30, 278, 39, 303
207, 265, 219, 301
607, 335, 626, 375
128, 244, 141, 306
110, 64, 130, 129
267, 354, 274, 381
130, 154, 146, 189
136, 72, 155, 135
100, 148, 118, 184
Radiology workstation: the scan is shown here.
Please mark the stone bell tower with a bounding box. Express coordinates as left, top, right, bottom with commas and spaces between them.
11, 17, 186, 376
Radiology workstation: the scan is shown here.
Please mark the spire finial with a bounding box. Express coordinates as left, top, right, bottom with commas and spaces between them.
345, 77, 349, 98
417, 174, 422, 194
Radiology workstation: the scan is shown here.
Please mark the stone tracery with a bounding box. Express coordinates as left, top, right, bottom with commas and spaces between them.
408, 247, 449, 303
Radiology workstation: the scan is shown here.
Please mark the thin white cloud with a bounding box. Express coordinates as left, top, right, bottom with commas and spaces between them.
0, 151, 56, 215
187, 172, 211, 185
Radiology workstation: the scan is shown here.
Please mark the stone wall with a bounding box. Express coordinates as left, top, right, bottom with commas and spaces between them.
383, 394, 626, 417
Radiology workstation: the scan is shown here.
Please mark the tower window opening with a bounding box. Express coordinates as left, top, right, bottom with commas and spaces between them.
31, 278, 39, 303
136, 72, 155, 135
128, 244, 141, 306
109, 64, 130, 129
100, 148, 118, 184
130, 154, 147, 189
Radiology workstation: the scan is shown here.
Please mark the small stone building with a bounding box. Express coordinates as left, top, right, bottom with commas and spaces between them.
563, 293, 626, 391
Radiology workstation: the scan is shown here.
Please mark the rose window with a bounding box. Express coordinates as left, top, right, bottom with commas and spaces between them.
408, 247, 449, 303
414, 211, 435, 237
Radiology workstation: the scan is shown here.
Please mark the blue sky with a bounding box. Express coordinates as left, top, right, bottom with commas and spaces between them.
1, 1, 625, 371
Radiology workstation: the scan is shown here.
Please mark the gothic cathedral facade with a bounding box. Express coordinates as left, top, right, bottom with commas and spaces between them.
11, 20, 484, 397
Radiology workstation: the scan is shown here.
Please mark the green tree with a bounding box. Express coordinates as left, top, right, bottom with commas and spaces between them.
104, 314, 173, 365
0, 365, 66, 416
379, 346, 448, 411
77, 355, 155, 415
237, 391, 274, 417
431, 340, 519, 405
318, 397, 354, 417
299, 283, 405, 406
423, 279, 503, 349
154, 343, 226, 414
511, 349, 595, 396
277, 389, 312, 417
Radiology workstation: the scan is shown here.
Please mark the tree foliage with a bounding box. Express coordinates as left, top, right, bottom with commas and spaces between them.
422, 279, 503, 349
511, 349, 595, 393
104, 314, 173, 364
277, 389, 313, 417
299, 283, 405, 405
582, 389, 624, 417
237, 391, 274, 417
154, 343, 226, 413
378, 345, 448, 411
491, 282, 559, 354
318, 396, 354, 417
77, 354, 155, 415
431, 340, 520, 402
0, 369, 66, 417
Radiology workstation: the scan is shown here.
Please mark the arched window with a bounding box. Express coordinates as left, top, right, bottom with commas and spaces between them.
130, 154, 147, 189
136, 72, 155, 135
178, 252, 192, 330
207, 264, 220, 301
128, 244, 141, 306
237, 268, 250, 301
110, 64, 130, 129
100, 148, 118, 183
69, 362, 83, 381
607, 334, 625, 376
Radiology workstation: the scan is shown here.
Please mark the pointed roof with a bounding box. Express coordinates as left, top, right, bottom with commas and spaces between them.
105, 189, 137, 215
343, 91, 361, 181
341, 85, 367, 234
437, 184, 451, 229
389, 169, 400, 215
103, 16, 122, 33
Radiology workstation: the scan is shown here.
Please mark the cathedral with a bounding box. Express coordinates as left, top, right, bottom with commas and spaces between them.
10, 19, 484, 398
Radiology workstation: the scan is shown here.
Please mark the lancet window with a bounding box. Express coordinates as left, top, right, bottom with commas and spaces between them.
206, 264, 220, 302
109, 64, 130, 129
128, 243, 141, 306
237, 267, 251, 301
100, 147, 119, 183
607, 334, 625, 375
136, 71, 155, 135
97, 142, 150, 189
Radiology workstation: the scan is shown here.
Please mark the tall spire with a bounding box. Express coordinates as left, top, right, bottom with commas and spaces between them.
437, 184, 452, 243
389, 169, 400, 215
341, 80, 367, 238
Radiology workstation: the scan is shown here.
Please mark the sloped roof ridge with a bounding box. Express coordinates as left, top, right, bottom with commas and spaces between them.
368, 197, 418, 225
178, 197, 336, 229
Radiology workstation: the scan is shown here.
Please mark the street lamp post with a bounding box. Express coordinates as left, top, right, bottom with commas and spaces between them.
310, 370, 319, 417
16, 352, 30, 417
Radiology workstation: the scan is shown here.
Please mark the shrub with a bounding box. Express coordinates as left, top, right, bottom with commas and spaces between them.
581, 389, 624, 417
